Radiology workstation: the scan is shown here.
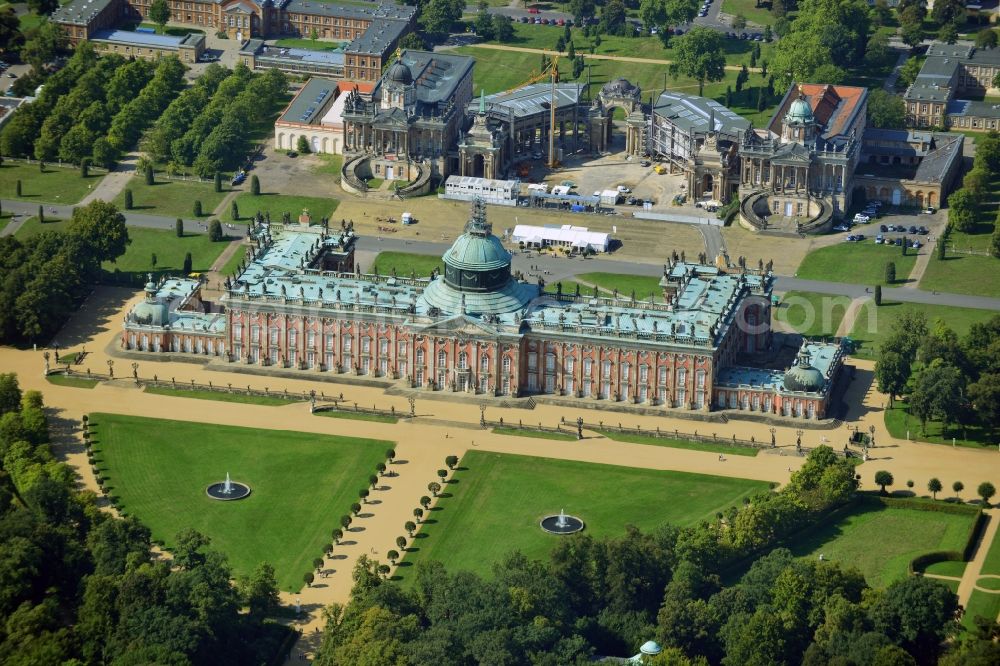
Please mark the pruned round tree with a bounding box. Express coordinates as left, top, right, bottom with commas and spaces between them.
978, 482, 996, 507
928, 478, 942, 499
404, 520, 416, 536
874, 470, 894, 494
445, 455, 459, 470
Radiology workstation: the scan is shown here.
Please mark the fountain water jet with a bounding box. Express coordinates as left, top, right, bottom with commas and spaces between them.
540, 508, 584, 535
206, 473, 251, 501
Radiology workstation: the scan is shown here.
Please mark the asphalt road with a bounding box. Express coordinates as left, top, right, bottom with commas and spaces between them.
6, 198, 998, 312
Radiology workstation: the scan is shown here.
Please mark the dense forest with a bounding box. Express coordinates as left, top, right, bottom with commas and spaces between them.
314, 448, 1000, 665
0, 200, 129, 344
0, 373, 292, 665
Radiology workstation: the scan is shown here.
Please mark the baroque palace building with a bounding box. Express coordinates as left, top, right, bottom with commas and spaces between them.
121, 201, 845, 419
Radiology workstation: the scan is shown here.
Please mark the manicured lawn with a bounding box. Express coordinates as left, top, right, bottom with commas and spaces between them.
492, 426, 577, 441
144, 385, 300, 406
14, 216, 69, 238
546, 279, 588, 296
923, 560, 967, 577
791, 502, 978, 588
796, 239, 918, 286
114, 176, 230, 219
0, 212, 11, 234
371, 251, 443, 278
272, 38, 347, 51
397, 450, 770, 580
45, 374, 99, 389
981, 522, 1000, 576
774, 290, 850, 337
102, 227, 230, 281
849, 301, 997, 361
480, 22, 775, 66
89, 413, 388, 591
976, 577, 1000, 591
964, 589, 1000, 629
312, 154, 344, 176
884, 398, 999, 449
598, 429, 760, 456
0, 163, 101, 204
366, 178, 384, 189
225, 193, 339, 224
315, 409, 398, 424
920, 254, 1000, 299
720, 0, 786, 25
219, 241, 249, 277
577, 272, 661, 300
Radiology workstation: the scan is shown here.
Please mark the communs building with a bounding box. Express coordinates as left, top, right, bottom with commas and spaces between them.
119, 199, 844, 420
273, 77, 373, 154
88, 28, 205, 63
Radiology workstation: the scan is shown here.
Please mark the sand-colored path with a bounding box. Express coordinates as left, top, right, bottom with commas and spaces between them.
5, 286, 1000, 661
957, 509, 1000, 613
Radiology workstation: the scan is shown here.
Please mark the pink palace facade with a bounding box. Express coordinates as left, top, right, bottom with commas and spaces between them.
121, 202, 844, 418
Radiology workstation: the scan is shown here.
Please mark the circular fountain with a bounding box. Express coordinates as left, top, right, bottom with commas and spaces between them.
206, 472, 251, 501
540, 509, 584, 535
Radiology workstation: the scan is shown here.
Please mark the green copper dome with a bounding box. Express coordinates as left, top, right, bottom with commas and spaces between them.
444, 233, 510, 271
130, 277, 169, 327
783, 351, 825, 392
786, 96, 813, 124
422, 199, 536, 315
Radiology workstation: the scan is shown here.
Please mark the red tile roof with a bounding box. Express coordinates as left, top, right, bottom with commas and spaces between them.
768, 83, 867, 139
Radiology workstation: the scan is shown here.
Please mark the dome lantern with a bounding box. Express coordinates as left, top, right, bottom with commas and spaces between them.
782, 349, 825, 393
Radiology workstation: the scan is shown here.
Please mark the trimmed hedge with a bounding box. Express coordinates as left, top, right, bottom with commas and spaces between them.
910, 550, 963, 575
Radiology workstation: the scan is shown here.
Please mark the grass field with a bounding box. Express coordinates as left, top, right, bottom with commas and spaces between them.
791, 502, 978, 588
720, 0, 784, 25
115, 176, 230, 219
397, 450, 770, 580
272, 38, 346, 51
884, 398, 999, 449
775, 290, 850, 337
219, 241, 249, 277
13, 216, 69, 238
480, 22, 775, 65
45, 374, 99, 389
923, 560, 967, 577
577, 272, 661, 300
0, 163, 101, 204
976, 577, 1000, 591
89, 413, 388, 591
225, 193, 339, 224
964, 589, 1000, 628
598, 429, 760, 456
101, 227, 230, 282
371, 251, 443, 278
796, 239, 918, 286
848, 301, 997, 360
312, 154, 344, 176
492, 426, 577, 441
920, 254, 1000, 299
144, 386, 300, 406
981, 523, 1000, 576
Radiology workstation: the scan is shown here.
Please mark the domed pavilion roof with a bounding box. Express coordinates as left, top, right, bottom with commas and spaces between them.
601, 77, 639, 97
786, 95, 814, 125
640, 640, 663, 655
130, 279, 169, 326
421, 199, 536, 316
783, 351, 825, 392
386, 60, 412, 85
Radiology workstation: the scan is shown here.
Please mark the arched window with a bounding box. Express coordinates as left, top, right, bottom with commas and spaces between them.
416, 349, 424, 365
480, 354, 489, 371
438, 350, 447, 367
458, 352, 468, 369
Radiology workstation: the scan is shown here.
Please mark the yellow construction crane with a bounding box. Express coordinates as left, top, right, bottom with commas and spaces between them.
500, 54, 560, 170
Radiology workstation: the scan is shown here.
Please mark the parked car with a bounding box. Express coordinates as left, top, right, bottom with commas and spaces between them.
855, 233, 865, 241
879, 224, 888, 232
918, 226, 928, 235
519, 16, 529, 22
528, 7, 540, 13
875, 235, 884, 244
844, 234, 857, 242
854, 214, 869, 223
557, 18, 565, 25
908, 225, 918, 234
894, 237, 903, 246
640, 159, 651, 167
911, 239, 922, 248
923, 206, 936, 214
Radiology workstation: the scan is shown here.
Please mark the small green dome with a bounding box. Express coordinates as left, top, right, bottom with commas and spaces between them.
783, 353, 825, 392
640, 641, 662, 655
131, 300, 169, 327
786, 96, 813, 124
